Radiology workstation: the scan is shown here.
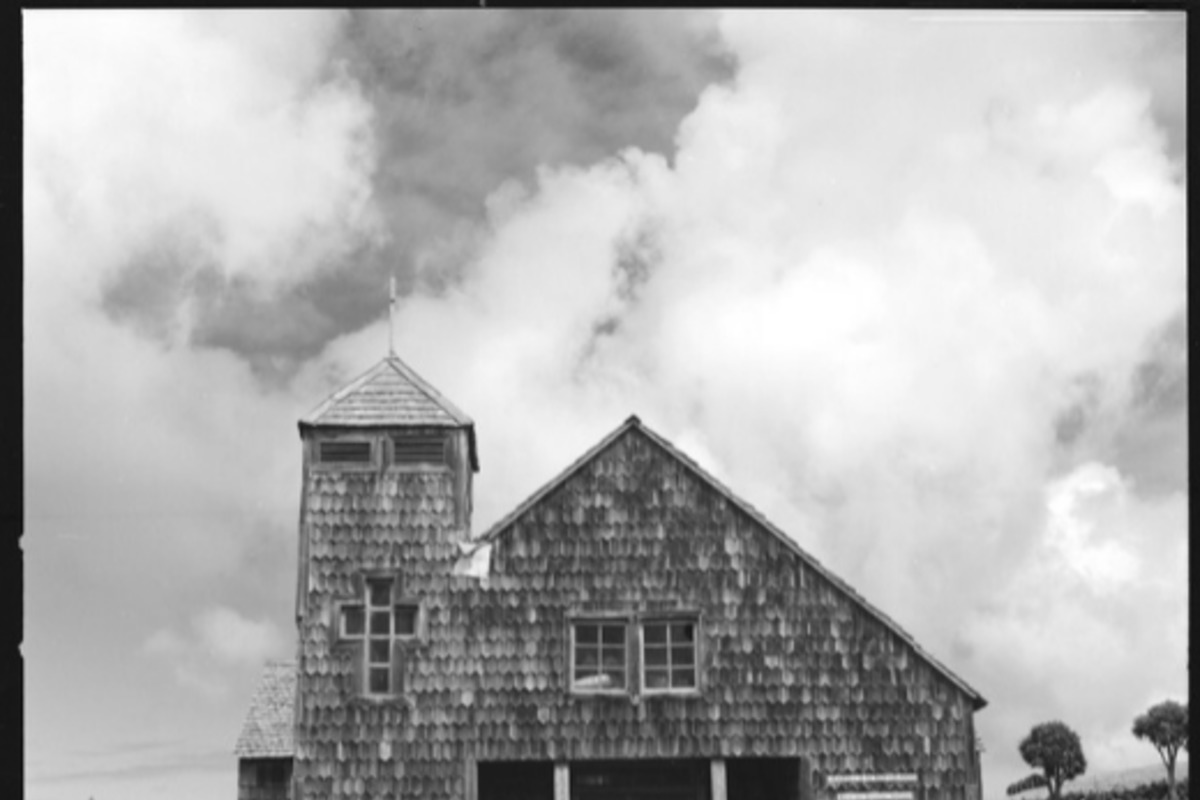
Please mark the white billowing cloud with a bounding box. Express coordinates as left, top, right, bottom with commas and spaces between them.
24, 10, 377, 299
142, 605, 287, 696
1045, 463, 1139, 589
964, 463, 1186, 787
314, 10, 1185, 791
24, 10, 361, 586
195, 606, 289, 666
23, 10, 1184, 799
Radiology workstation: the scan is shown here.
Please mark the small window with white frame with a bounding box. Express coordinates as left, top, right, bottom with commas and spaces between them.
570, 619, 628, 693
641, 619, 698, 692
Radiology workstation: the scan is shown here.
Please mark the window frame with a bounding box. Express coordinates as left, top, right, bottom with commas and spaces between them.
335, 574, 422, 700
568, 614, 633, 696
639, 614, 702, 696
311, 434, 379, 472
387, 428, 452, 472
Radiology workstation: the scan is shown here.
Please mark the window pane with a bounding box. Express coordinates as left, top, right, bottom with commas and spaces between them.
671, 623, 694, 643
645, 669, 669, 689
368, 581, 391, 607
369, 639, 390, 664
644, 646, 668, 667
342, 606, 364, 636
370, 612, 390, 635
672, 667, 696, 688
576, 648, 598, 669
394, 605, 418, 636
602, 649, 625, 669
671, 645, 695, 666
575, 624, 598, 645
601, 625, 624, 645
369, 667, 390, 694
576, 647, 600, 671
603, 668, 625, 689
643, 624, 667, 644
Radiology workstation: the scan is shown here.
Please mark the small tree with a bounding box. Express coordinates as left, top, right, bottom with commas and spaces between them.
1133, 700, 1188, 800
1018, 721, 1087, 800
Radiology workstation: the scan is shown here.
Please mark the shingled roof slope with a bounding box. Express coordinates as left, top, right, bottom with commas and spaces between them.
478, 415, 987, 710
234, 660, 296, 758
301, 355, 472, 429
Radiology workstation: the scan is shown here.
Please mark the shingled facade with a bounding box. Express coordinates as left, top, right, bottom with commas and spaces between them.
236, 355, 986, 800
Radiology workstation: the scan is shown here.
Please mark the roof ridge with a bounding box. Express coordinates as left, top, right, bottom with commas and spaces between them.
299, 355, 474, 431
632, 423, 986, 709
477, 416, 641, 543
476, 415, 986, 709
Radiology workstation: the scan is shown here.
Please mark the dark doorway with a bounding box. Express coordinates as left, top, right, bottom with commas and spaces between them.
572, 759, 710, 800
478, 760, 555, 800
726, 758, 801, 800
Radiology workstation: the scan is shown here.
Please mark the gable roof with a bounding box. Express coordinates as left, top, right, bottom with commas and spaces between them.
300, 356, 478, 470
478, 415, 987, 711
234, 660, 296, 758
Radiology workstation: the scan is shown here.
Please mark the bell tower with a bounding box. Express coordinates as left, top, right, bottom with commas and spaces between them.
293, 354, 478, 622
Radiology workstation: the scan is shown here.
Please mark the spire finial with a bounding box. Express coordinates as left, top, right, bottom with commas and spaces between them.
388, 274, 397, 357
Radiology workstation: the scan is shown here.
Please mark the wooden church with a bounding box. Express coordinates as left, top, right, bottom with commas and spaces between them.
235, 354, 986, 800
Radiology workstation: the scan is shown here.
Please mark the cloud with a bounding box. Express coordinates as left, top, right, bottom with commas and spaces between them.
194, 605, 288, 666
312, 10, 1185, 792
141, 605, 287, 697
25, 10, 378, 294
25, 10, 733, 379
25, 11, 1185, 800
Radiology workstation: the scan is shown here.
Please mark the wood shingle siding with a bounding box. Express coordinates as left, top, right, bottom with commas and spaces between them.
290, 408, 985, 800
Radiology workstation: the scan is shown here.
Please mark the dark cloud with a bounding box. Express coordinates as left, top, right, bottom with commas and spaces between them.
1115, 310, 1187, 497
1047, 308, 1187, 500
333, 9, 732, 282
612, 220, 661, 303
1130, 15, 1186, 170
1130, 311, 1186, 414
99, 11, 735, 377
102, 215, 222, 343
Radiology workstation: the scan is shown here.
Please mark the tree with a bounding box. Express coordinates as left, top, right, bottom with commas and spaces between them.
1133, 700, 1188, 800
1018, 721, 1087, 800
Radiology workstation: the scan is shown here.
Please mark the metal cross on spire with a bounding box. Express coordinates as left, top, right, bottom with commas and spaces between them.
388, 275, 397, 357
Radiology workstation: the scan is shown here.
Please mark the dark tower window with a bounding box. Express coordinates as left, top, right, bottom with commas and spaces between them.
391, 433, 448, 466
317, 440, 373, 465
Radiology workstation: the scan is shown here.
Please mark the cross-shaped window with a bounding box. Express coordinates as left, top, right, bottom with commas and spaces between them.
338, 577, 420, 696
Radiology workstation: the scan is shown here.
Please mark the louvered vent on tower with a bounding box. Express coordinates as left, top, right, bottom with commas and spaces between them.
318, 440, 372, 464
391, 433, 448, 466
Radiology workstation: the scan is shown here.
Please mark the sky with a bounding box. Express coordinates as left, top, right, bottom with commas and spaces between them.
23, 10, 1186, 800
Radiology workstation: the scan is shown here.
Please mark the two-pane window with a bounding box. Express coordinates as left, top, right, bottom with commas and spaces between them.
570, 617, 699, 694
